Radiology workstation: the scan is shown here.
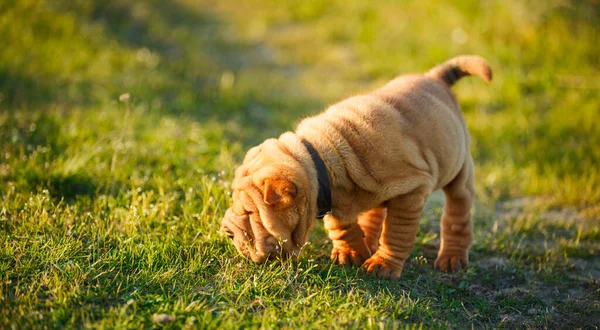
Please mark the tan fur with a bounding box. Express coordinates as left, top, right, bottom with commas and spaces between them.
221, 55, 492, 279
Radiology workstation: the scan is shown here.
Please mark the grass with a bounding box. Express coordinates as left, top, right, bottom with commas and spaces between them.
1, 0, 599, 328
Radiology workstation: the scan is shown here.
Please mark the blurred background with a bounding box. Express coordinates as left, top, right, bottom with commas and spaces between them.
1, 0, 598, 213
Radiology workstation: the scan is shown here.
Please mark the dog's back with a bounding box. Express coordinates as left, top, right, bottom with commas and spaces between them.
296, 56, 492, 194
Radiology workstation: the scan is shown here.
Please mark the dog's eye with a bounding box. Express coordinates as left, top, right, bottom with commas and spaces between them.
224, 228, 235, 239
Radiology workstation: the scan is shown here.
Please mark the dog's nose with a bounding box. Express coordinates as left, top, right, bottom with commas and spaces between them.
264, 236, 281, 254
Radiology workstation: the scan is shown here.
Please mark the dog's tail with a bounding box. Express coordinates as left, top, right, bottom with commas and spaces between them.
425, 55, 492, 87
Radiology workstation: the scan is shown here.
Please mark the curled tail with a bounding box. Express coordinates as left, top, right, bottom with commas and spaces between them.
425, 55, 492, 87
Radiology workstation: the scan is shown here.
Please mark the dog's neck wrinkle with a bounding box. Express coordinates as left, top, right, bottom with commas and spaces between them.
275, 133, 320, 221
299, 134, 351, 190
280, 133, 330, 215
295, 133, 356, 216
299, 139, 332, 218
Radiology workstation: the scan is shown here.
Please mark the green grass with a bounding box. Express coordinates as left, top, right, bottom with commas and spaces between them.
1, 0, 599, 328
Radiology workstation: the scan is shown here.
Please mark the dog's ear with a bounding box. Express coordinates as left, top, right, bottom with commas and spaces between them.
263, 178, 297, 206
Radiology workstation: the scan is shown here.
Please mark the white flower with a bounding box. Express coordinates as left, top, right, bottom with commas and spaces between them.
119, 93, 131, 103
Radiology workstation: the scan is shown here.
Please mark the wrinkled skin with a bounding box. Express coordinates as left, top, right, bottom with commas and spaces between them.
221, 55, 491, 279
221, 137, 316, 263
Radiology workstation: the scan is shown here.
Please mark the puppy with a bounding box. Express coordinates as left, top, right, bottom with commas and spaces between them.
221, 55, 492, 279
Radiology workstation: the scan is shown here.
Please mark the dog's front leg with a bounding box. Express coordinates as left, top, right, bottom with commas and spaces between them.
357, 206, 386, 253
363, 187, 429, 280
325, 214, 372, 266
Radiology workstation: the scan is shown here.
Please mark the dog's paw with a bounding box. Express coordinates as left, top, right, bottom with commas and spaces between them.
434, 250, 468, 272
362, 253, 403, 280
330, 240, 371, 266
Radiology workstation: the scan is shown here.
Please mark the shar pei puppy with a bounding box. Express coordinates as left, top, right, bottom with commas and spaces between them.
221, 55, 492, 279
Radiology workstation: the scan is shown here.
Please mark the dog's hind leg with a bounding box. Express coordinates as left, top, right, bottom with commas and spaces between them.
357, 205, 386, 254
434, 157, 475, 272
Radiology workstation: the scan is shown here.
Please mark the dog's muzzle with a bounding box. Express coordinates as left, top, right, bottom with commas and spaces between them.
221, 208, 283, 263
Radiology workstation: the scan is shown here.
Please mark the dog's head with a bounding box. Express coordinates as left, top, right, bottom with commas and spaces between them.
221, 135, 316, 262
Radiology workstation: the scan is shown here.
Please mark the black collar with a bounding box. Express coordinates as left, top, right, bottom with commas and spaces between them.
301, 139, 332, 219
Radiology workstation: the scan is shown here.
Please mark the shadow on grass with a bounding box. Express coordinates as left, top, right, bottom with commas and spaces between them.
0, 111, 63, 153
14, 169, 100, 203
0, 112, 97, 202
0, 109, 130, 203
47, 173, 99, 202
0, 70, 95, 109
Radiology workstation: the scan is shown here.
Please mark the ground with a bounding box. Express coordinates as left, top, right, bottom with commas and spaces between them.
0, 0, 599, 328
